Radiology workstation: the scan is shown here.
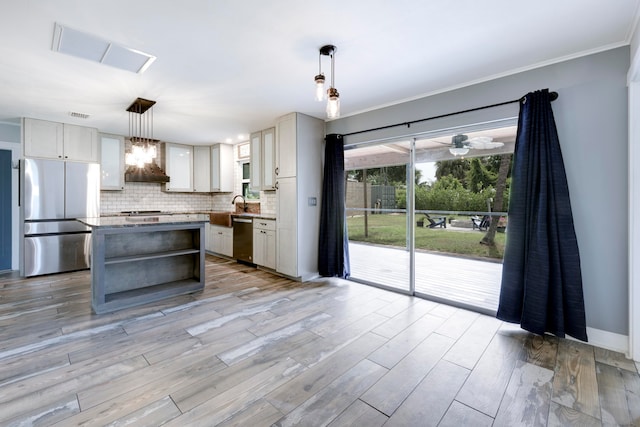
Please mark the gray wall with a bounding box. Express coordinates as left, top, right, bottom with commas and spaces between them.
327, 47, 630, 336
0, 119, 20, 143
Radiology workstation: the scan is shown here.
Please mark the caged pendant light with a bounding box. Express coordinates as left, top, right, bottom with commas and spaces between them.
314, 45, 340, 119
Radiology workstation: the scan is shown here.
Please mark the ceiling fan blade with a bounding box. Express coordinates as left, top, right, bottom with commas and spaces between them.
467, 136, 504, 149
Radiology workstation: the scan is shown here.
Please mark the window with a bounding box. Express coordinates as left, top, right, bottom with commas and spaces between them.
241, 162, 260, 200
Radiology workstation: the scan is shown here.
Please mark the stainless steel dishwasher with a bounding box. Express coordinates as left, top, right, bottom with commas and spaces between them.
232, 216, 253, 264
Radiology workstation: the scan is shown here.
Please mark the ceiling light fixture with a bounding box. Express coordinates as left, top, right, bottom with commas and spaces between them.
314, 45, 340, 119
125, 97, 158, 168
449, 134, 469, 156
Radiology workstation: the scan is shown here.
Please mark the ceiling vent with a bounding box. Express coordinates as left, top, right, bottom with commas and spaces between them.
69, 111, 90, 119
52, 23, 156, 74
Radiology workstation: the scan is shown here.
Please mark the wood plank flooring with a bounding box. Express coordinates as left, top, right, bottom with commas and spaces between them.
0, 255, 638, 426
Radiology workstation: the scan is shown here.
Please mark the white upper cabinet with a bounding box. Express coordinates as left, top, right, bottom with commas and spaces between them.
24, 118, 98, 162
211, 143, 233, 192
262, 128, 276, 190
250, 127, 276, 191
164, 143, 233, 193
63, 124, 99, 162
100, 134, 124, 190
276, 115, 296, 178
163, 143, 193, 192
193, 145, 211, 192
250, 131, 262, 190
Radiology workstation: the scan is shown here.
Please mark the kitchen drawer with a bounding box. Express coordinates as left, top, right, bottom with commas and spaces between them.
253, 218, 276, 231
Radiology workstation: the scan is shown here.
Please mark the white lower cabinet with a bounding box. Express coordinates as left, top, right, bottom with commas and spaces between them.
276, 177, 297, 277
253, 219, 276, 269
208, 225, 233, 257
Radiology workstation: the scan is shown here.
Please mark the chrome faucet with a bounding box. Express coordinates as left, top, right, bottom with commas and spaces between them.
231, 194, 248, 212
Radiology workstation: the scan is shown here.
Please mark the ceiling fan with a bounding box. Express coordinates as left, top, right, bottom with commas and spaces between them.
448, 134, 505, 156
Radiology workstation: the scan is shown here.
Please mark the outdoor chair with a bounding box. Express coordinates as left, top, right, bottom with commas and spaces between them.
424, 214, 446, 228
472, 215, 490, 231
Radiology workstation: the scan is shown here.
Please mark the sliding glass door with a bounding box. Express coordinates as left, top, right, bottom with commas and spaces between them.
345, 123, 516, 314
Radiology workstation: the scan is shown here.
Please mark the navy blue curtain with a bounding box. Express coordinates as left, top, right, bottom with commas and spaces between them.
497, 89, 587, 342
318, 133, 350, 278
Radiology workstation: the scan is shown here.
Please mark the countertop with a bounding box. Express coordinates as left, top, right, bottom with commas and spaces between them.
100, 211, 276, 221
229, 212, 276, 220
79, 214, 209, 228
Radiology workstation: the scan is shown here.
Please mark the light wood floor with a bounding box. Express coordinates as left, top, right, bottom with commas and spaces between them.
0, 256, 638, 426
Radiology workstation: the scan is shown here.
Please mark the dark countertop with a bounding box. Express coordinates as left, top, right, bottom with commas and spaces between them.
79, 214, 209, 228
100, 211, 276, 221
230, 213, 276, 220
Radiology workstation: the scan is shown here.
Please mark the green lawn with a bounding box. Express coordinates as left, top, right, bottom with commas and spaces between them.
347, 213, 506, 260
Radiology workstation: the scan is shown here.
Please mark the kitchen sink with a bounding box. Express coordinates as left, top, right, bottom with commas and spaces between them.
209, 212, 234, 227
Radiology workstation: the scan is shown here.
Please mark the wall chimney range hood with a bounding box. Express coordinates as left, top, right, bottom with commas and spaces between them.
124, 163, 170, 183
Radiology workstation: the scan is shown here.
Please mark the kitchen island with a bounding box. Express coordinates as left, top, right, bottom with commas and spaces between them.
78, 214, 208, 314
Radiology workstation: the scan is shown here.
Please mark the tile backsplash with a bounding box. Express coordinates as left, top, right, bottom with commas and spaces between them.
100, 182, 277, 216
100, 182, 214, 214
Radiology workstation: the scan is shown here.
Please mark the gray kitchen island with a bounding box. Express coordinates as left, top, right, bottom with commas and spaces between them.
78, 214, 208, 314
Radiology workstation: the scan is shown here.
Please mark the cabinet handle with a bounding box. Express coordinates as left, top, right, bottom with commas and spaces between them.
275, 181, 279, 190
275, 167, 279, 176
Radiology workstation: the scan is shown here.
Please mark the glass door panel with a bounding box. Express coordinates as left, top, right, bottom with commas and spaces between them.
345, 141, 411, 293
412, 127, 516, 313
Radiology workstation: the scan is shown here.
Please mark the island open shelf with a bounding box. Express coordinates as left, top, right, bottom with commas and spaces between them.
79, 215, 207, 314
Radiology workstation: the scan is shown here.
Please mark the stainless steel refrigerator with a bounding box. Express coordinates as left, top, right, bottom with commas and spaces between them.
21, 158, 100, 277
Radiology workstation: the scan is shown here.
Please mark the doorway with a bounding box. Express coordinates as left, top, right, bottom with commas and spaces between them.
0, 149, 11, 271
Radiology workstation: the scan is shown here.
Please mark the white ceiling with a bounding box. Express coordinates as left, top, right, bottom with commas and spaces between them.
0, 1, 638, 145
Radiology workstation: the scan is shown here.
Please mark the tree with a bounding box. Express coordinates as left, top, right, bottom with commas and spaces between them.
435, 159, 469, 185
349, 165, 422, 186
466, 158, 497, 193
481, 153, 512, 246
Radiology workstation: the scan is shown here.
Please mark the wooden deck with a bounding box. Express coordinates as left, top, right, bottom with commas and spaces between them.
0, 257, 638, 425
349, 242, 502, 314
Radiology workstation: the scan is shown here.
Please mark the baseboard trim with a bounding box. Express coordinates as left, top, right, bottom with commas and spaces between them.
569, 327, 631, 359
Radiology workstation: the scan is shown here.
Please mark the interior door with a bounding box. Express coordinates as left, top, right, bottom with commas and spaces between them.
0, 150, 11, 270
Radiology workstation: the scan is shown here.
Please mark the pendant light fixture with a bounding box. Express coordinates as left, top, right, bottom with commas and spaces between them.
125, 97, 158, 168
314, 45, 340, 119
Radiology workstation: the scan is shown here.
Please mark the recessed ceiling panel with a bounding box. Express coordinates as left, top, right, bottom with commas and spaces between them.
53, 24, 108, 62
103, 43, 155, 74
52, 23, 155, 74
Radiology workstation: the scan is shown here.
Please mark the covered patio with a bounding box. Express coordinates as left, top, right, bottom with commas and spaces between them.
348, 241, 502, 314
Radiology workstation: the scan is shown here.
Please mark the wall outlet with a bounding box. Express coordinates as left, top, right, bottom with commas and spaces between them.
308, 197, 317, 206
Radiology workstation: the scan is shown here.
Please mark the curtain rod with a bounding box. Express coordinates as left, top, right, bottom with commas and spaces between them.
340, 91, 558, 137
